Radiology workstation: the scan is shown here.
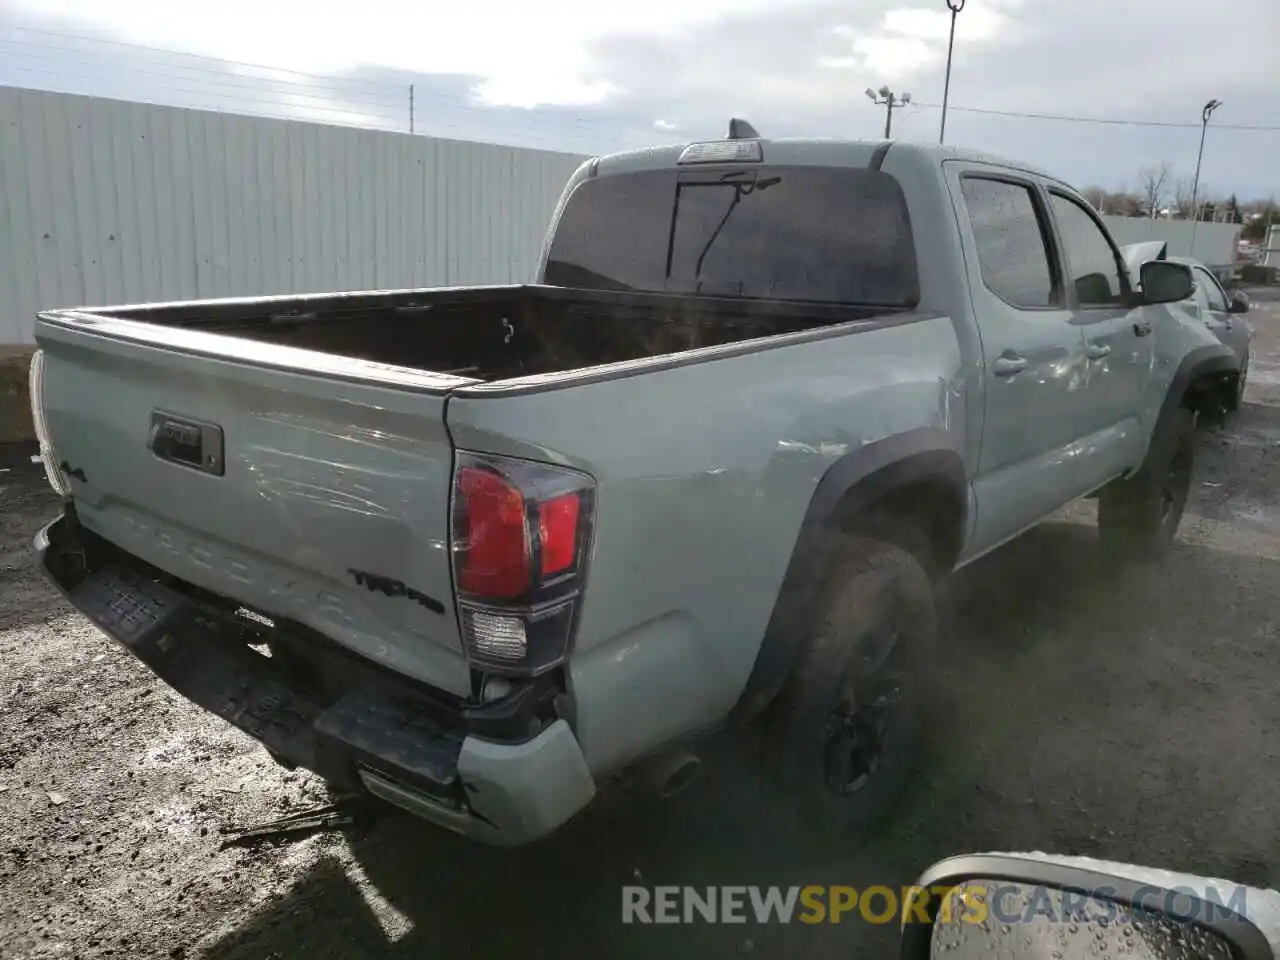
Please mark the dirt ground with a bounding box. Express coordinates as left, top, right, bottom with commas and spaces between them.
3, 292, 1280, 959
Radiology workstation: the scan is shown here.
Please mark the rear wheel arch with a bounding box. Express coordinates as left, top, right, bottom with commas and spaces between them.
728, 430, 967, 721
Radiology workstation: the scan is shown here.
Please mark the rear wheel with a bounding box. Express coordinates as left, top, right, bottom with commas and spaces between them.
1098, 406, 1196, 561
757, 534, 936, 834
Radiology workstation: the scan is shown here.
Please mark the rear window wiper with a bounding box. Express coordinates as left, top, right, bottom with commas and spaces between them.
685, 175, 783, 283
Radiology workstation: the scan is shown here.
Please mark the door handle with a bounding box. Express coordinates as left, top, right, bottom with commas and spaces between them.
1133, 320, 1153, 337
992, 355, 1028, 377
1086, 343, 1112, 360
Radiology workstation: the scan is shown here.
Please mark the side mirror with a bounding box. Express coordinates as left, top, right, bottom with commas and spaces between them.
1228, 290, 1251, 314
1140, 261, 1195, 305
899, 854, 1274, 960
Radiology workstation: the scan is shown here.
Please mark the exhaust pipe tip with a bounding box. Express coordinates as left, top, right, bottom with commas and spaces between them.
642, 751, 702, 799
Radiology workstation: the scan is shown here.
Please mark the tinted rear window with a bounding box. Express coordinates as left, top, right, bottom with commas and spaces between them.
544, 166, 919, 306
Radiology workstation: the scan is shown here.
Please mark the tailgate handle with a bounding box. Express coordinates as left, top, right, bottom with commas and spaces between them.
148, 411, 225, 476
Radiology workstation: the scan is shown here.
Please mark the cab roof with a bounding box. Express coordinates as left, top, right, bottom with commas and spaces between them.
591, 136, 1054, 182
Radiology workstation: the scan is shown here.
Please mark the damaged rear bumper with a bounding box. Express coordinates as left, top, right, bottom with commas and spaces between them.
35, 513, 595, 846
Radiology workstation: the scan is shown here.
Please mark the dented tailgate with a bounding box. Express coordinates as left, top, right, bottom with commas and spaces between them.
35, 311, 477, 696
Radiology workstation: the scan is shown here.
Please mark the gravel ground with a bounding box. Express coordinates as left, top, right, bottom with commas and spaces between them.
3, 293, 1280, 959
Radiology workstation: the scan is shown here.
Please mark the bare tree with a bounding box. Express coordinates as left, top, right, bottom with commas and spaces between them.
1106, 191, 1143, 218
1136, 161, 1172, 218
1081, 185, 1107, 212
1173, 177, 1197, 219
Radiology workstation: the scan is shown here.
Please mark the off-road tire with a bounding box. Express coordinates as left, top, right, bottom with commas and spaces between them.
757, 534, 937, 835
1098, 406, 1196, 562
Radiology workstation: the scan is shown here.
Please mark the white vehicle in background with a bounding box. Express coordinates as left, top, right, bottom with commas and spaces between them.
1123, 241, 1254, 411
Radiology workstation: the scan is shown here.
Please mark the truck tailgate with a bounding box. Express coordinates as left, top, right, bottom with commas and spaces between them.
35, 314, 475, 696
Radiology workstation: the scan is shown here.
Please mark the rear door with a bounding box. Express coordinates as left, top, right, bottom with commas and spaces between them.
946, 166, 1090, 554
1044, 189, 1153, 487
35, 313, 474, 696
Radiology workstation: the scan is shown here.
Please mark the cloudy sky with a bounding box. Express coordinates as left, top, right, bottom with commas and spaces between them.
2, 0, 1277, 199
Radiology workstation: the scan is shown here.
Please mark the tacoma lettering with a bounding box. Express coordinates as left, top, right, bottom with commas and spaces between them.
348, 569, 445, 614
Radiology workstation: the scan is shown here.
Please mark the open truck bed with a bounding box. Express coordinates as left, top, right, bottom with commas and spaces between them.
33, 280, 917, 701
65, 284, 893, 387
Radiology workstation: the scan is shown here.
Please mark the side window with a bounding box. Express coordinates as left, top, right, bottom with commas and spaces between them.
1048, 193, 1125, 307
959, 177, 1057, 309
1195, 267, 1228, 311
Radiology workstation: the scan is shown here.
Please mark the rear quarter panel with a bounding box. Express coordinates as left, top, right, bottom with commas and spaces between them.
446, 317, 964, 775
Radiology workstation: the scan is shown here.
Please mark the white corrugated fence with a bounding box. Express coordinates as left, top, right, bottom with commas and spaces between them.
0, 86, 587, 346
1101, 216, 1243, 268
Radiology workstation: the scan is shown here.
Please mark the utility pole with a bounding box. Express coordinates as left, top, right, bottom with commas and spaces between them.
939, 0, 965, 144
1188, 97, 1221, 254
866, 86, 911, 139
409, 84, 415, 134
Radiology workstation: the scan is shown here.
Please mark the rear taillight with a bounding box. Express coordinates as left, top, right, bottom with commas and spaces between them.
451, 452, 595, 676
28, 350, 71, 498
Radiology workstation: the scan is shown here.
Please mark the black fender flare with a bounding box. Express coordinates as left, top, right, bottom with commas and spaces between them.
1149, 344, 1237, 448
728, 427, 967, 722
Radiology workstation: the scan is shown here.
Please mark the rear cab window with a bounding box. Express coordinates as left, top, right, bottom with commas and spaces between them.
543, 166, 920, 307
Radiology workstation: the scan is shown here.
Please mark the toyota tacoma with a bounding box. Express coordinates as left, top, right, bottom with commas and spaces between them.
30, 127, 1239, 845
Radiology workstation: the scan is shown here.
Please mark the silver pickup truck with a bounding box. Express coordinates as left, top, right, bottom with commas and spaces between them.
30, 130, 1239, 846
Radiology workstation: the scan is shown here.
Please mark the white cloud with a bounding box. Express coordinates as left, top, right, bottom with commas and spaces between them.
3, 0, 1277, 196
880, 8, 953, 41
825, 3, 1018, 81
818, 56, 861, 71
880, 4, 1010, 43
851, 35, 935, 77
10, 0, 795, 108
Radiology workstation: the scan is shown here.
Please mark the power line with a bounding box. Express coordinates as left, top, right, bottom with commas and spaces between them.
2, 25, 395, 92
0, 25, 624, 136
0, 65, 405, 125
6, 22, 1278, 138
0, 43, 405, 112
911, 101, 1280, 132
0, 77, 607, 153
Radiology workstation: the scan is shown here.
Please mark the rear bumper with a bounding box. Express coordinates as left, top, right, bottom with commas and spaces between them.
36, 513, 595, 847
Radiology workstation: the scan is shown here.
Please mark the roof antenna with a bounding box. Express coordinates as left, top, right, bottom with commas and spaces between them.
727, 118, 761, 140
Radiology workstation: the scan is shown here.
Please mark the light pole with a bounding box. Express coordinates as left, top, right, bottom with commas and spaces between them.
866, 86, 911, 139
939, 0, 965, 144
1189, 98, 1221, 254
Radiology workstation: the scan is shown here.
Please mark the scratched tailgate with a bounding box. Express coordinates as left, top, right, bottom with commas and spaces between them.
34, 310, 476, 696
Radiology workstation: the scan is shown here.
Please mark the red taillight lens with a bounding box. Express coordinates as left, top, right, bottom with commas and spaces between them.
456, 465, 530, 599
539, 493, 581, 578
452, 452, 595, 676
